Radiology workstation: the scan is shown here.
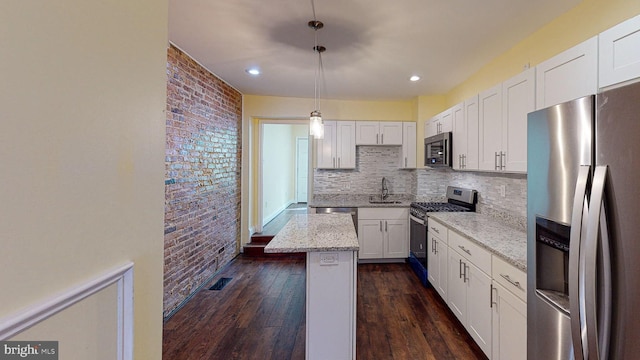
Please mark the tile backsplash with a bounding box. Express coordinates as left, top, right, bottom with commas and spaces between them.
314, 146, 527, 230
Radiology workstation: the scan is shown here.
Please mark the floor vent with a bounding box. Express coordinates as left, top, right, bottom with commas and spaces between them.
209, 277, 232, 291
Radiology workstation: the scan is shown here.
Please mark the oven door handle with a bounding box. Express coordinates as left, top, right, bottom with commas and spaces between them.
410, 215, 425, 225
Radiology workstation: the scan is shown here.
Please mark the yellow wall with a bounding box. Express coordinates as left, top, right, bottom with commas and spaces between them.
446, 0, 640, 106
0, 1, 167, 358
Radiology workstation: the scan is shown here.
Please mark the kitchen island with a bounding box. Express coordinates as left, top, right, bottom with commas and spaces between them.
265, 213, 359, 360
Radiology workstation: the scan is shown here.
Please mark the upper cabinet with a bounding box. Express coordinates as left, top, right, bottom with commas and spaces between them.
355, 121, 403, 145
478, 68, 534, 173
425, 110, 453, 138
599, 14, 640, 88
501, 68, 535, 172
452, 97, 479, 171
535, 36, 597, 110
316, 120, 356, 169
401, 122, 417, 169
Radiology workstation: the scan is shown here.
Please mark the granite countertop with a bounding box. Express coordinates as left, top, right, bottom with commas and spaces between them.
309, 194, 412, 208
428, 212, 527, 272
264, 213, 359, 253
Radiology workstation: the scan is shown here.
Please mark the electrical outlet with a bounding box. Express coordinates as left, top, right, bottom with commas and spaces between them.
320, 252, 339, 266
499, 185, 506, 197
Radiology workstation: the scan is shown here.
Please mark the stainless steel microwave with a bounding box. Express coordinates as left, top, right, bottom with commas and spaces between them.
424, 132, 452, 167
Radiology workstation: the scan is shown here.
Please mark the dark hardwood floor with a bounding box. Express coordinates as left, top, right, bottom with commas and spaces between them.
163, 257, 487, 360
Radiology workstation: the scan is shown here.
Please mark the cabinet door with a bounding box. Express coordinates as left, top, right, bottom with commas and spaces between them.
536, 36, 597, 109
502, 68, 535, 173
599, 14, 640, 88
447, 249, 467, 324
466, 262, 493, 357
355, 121, 380, 145
478, 84, 503, 171
464, 95, 479, 170
492, 282, 527, 360
425, 115, 439, 138
337, 121, 356, 168
439, 109, 453, 133
358, 220, 384, 259
384, 219, 408, 258
401, 122, 417, 168
380, 122, 403, 145
451, 102, 465, 170
316, 120, 336, 169
427, 235, 439, 289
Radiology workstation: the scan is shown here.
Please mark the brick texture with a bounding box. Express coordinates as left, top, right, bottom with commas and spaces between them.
164, 44, 242, 316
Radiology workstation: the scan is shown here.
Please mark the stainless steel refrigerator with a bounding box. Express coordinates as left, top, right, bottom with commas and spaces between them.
527, 80, 640, 360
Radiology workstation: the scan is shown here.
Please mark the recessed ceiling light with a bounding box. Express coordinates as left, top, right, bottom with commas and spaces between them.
246, 68, 260, 76
409, 75, 421, 82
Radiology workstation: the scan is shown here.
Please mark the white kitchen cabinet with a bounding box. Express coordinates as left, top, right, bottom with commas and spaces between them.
446, 229, 493, 358
427, 218, 449, 300
478, 68, 534, 173
536, 36, 597, 109
491, 255, 527, 360
491, 281, 527, 360
478, 84, 503, 171
425, 110, 453, 138
316, 120, 355, 169
452, 95, 480, 171
599, 14, 640, 88
400, 122, 417, 168
358, 208, 408, 260
355, 121, 403, 145
501, 68, 535, 173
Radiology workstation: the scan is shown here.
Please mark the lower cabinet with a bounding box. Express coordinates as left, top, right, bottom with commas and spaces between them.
430, 217, 527, 360
491, 281, 527, 360
358, 208, 408, 260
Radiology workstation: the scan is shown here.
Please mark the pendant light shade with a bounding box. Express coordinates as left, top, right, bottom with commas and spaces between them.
309, 110, 324, 139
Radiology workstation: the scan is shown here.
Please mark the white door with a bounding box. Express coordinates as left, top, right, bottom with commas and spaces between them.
296, 137, 308, 203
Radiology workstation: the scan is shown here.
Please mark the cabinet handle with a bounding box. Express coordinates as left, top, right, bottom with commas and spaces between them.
333, 157, 336, 168
379, 221, 383, 232
385, 220, 388, 232
381, 133, 384, 144
462, 154, 466, 169
338, 157, 341, 168
495, 152, 500, 170
430, 226, 439, 234
431, 238, 436, 253
434, 239, 438, 255
463, 263, 469, 283
376, 134, 379, 144
501, 152, 506, 170
500, 274, 522, 289
458, 245, 471, 256
490, 284, 497, 308
405, 157, 407, 168
459, 259, 464, 279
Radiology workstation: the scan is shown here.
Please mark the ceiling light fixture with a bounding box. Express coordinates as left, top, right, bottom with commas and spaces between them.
308, 1, 325, 139
409, 75, 421, 82
246, 68, 260, 76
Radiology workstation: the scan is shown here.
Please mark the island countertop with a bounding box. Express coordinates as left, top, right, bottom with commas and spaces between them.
264, 213, 359, 253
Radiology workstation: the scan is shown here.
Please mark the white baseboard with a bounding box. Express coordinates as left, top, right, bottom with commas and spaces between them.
262, 200, 294, 226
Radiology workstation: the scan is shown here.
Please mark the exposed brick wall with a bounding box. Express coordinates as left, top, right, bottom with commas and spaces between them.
164, 44, 242, 316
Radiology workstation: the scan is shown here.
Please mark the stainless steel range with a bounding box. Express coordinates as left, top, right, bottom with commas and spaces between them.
409, 186, 477, 286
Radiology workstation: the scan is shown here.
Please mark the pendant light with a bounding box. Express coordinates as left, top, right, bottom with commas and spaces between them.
308, 15, 325, 139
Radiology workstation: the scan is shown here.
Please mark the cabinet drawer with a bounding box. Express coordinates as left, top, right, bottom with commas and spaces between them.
492, 255, 527, 302
359, 207, 408, 220
448, 230, 491, 274
427, 218, 448, 243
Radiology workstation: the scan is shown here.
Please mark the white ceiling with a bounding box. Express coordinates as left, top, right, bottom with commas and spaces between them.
169, 0, 581, 101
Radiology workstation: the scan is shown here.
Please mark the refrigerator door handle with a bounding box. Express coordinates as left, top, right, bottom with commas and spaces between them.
569, 165, 592, 360
584, 165, 612, 360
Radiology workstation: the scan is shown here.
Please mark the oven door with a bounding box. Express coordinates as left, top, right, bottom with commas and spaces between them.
410, 215, 427, 268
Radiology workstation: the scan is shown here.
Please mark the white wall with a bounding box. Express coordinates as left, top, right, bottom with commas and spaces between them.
0, 1, 167, 358
262, 124, 296, 224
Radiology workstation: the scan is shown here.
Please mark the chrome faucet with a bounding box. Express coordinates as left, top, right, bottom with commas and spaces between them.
381, 177, 389, 200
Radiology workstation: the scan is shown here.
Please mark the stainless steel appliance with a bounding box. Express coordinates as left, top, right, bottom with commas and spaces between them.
527, 81, 640, 360
409, 186, 477, 285
424, 132, 452, 167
